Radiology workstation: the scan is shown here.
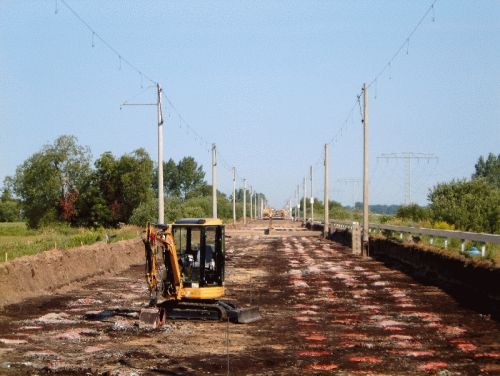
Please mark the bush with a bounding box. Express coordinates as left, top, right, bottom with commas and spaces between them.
396, 204, 429, 223
432, 220, 455, 231
129, 201, 157, 226
0, 200, 19, 222
182, 205, 206, 218
428, 179, 499, 233
379, 215, 392, 224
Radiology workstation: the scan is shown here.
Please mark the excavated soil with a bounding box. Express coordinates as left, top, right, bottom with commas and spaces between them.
0, 220, 499, 375
0, 239, 144, 307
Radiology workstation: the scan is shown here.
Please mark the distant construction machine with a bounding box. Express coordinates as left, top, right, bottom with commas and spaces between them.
262, 208, 287, 220
272, 209, 287, 220
263, 207, 273, 219
140, 219, 261, 328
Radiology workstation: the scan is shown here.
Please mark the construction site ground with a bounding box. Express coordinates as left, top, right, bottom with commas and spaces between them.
0, 220, 499, 375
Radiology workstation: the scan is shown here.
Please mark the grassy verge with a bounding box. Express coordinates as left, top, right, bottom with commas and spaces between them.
329, 214, 499, 265
373, 229, 500, 265
0, 222, 140, 263
368, 216, 500, 264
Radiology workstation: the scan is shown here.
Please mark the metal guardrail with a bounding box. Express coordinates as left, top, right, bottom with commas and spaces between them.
367, 223, 500, 244
329, 220, 500, 257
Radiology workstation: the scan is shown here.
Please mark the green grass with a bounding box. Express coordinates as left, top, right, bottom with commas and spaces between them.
0, 222, 139, 263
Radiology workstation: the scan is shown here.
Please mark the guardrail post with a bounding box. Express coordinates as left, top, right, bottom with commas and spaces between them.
352, 222, 361, 255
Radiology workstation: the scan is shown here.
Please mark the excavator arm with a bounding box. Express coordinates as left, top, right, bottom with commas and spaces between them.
143, 223, 159, 303
143, 223, 183, 303
158, 226, 183, 300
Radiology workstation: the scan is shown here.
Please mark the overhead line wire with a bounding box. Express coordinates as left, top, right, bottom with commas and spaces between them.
298, 0, 440, 204
367, 0, 438, 89
59, 0, 157, 86
58, 0, 258, 195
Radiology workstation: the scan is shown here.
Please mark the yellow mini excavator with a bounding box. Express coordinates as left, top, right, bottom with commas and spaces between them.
139, 218, 261, 328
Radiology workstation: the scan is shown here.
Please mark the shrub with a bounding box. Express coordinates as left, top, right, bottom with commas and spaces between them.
432, 220, 455, 231
396, 204, 429, 223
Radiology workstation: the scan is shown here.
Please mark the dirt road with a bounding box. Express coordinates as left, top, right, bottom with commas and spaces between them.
1, 223, 499, 375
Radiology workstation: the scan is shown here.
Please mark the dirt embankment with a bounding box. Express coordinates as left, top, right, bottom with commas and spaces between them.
0, 238, 143, 308
330, 228, 500, 319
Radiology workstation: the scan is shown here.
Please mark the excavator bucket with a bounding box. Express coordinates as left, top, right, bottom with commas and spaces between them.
218, 301, 261, 324
231, 306, 261, 324
139, 307, 162, 329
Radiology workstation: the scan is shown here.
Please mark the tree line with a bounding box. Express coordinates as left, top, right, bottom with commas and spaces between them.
2, 136, 497, 234
286, 154, 499, 235
1, 135, 264, 228
396, 153, 499, 234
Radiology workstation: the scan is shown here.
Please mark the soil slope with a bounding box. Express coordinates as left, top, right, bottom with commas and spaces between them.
0, 238, 143, 307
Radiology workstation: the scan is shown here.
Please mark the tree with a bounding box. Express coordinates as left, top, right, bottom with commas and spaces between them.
117, 148, 154, 221
427, 154, 500, 234
233, 188, 244, 202
182, 196, 211, 218
153, 157, 207, 199
0, 187, 19, 222
329, 200, 350, 220
152, 159, 181, 198
369, 204, 400, 215
11, 135, 91, 228
177, 157, 206, 199
81, 148, 154, 226
129, 199, 158, 226
428, 179, 500, 234
164, 159, 181, 197
230, 188, 267, 208
74, 170, 113, 227
94, 152, 118, 208
186, 184, 212, 200
473, 153, 500, 188
396, 204, 429, 223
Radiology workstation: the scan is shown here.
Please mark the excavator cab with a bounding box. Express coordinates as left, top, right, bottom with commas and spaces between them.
173, 219, 224, 289
140, 218, 260, 327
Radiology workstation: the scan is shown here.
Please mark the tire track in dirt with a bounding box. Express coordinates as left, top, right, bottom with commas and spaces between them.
279, 235, 500, 374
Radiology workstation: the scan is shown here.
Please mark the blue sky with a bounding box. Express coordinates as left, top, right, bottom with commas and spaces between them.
1, 1, 499, 208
